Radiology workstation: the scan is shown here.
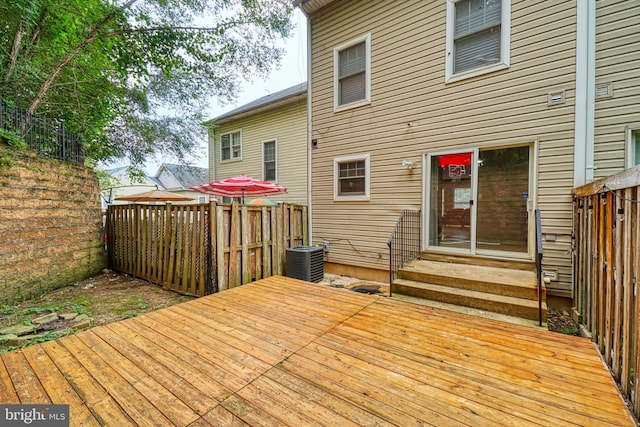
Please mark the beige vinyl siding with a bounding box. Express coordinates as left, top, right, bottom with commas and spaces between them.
208, 99, 307, 205
310, 0, 578, 296
593, 0, 640, 178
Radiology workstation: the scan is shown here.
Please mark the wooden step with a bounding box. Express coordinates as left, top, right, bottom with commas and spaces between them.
420, 252, 535, 271
392, 279, 547, 321
391, 294, 547, 329
397, 260, 541, 301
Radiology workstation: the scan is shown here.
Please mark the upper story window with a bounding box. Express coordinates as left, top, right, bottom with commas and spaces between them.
263, 140, 277, 181
334, 153, 370, 201
220, 130, 241, 162
627, 127, 640, 168
334, 34, 371, 111
445, 0, 511, 82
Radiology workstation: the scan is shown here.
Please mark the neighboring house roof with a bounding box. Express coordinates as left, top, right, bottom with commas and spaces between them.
105, 166, 130, 176
148, 176, 164, 188
205, 82, 307, 125
103, 166, 162, 188
156, 163, 209, 190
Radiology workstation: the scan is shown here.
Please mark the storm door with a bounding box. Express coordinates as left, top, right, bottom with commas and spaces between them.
425, 150, 477, 253
425, 145, 532, 258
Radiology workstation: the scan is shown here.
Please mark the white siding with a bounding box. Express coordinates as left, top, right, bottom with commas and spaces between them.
593, 0, 640, 178
309, 0, 578, 296
156, 169, 181, 190
208, 99, 308, 205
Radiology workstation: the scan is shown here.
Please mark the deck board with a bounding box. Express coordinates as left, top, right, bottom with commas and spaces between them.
0, 276, 634, 426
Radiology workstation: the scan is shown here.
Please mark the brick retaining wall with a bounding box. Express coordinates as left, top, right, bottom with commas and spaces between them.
0, 144, 106, 304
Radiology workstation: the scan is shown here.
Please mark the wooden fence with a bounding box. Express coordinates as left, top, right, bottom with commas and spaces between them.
573, 166, 640, 418
105, 202, 308, 296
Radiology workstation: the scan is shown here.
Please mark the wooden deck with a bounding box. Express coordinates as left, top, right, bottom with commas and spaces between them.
0, 276, 634, 426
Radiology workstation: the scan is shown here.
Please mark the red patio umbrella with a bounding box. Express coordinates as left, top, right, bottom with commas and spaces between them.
190, 174, 287, 203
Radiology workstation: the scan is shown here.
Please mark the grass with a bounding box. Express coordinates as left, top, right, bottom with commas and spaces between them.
562, 324, 580, 336
0, 272, 195, 354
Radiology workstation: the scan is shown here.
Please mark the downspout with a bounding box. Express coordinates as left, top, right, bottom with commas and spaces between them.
301, 8, 313, 245
572, 0, 596, 303
573, 0, 596, 187
208, 125, 216, 182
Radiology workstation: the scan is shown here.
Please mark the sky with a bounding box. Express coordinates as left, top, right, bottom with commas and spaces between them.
145, 8, 308, 174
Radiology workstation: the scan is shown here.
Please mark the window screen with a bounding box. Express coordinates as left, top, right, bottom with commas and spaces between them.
338, 42, 366, 105
263, 140, 276, 181
221, 131, 241, 161
338, 160, 366, 195
454, 0, 502, 74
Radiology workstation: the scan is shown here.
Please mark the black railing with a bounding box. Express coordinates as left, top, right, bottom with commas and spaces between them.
387, 209, 421, 293
534, 209, 544, 326
0, 100, 84, 165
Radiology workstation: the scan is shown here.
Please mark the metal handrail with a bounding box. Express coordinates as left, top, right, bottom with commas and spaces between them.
535, 209, 544, 326
387, 209, 421, 294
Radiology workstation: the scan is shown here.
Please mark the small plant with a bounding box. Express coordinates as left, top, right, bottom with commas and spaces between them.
562, 324, 580, 336
72, 298, 93, 316
0, 129, 26, 149
22, 306, 57, 315
0, 148, 15, 170
0, 305, 17, 315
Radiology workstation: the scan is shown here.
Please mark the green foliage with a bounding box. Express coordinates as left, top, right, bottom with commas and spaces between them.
0, 0, 293, 169
0, 129, 26, 149
562, 324, 579, 336
22, 306, 58, 315
0, 148, 14, 171
0, 305, 18, 315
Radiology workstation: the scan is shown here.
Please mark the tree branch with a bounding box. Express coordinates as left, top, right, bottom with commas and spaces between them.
27, 0, 139, 114
28, 8, 50, 48
4, 21, 25, 84
97, 20, 248, 40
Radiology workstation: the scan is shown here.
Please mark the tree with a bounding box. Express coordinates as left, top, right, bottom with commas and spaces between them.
0, 0, 293, 169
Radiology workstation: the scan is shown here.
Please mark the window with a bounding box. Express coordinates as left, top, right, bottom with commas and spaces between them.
263, 140, 277, 181
334, 34, 371, 111
334, 154, 370, 201
198, 196, 206, 204
220, 130, 241, 161
627, 127, 640, 168
445, 0, 511, 82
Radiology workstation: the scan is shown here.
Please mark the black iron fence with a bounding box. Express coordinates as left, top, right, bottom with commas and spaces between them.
0, 100, 84, 165
534, 209, 544, 327
387, 209, 421, 288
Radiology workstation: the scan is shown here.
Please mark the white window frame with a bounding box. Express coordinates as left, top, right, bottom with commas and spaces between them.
626, 125, 640, 168
262, 139, 277, 182
333, 33, 372, 112
219, 129, 242, 163
445, 0, 511, 83
333, 153, 371, 201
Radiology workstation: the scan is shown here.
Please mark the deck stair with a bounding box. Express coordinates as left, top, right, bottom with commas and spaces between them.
392, 258, 546, 323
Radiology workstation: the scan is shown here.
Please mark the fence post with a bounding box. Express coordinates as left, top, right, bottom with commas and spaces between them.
216, 204, 227, 291
302, 205, 309, 245
208, 200, 217, 294
163, 203, 173, 289
241, 204, 250, 285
